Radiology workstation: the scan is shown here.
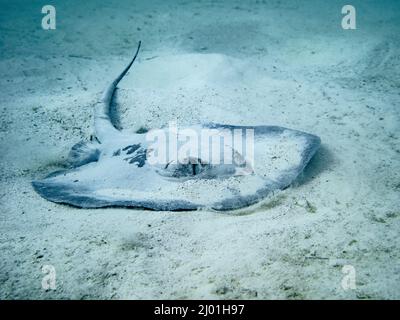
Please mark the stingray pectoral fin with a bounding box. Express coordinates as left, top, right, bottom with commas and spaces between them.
31, 178, 201, 210
32, 179, 108, 208
68, 141, 101, 167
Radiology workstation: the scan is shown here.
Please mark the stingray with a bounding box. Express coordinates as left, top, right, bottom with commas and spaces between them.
32, 42, 321, 211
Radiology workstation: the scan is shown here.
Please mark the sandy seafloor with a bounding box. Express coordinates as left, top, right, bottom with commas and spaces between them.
0, 0, 399, 299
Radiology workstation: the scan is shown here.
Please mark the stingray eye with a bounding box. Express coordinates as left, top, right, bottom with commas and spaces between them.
157, 157, 210, 178
169, 158, 209, 177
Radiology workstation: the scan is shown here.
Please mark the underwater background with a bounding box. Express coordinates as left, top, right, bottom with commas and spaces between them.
0, 0, 399, 299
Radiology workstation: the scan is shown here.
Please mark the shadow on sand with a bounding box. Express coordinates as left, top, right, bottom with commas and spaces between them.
294, 144, 336, 187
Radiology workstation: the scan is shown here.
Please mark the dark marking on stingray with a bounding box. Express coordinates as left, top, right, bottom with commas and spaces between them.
124, 148, 147, 167
136, 127, 149, 134
122, 144, 141, 155
112, 149, 121, 156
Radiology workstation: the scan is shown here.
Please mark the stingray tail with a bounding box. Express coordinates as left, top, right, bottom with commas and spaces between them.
94, 41, 142, 142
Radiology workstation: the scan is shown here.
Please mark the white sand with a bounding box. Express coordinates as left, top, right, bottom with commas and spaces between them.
0, 0, 399, 299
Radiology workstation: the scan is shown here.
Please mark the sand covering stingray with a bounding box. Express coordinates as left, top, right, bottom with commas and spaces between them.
32, 42, 321, 211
